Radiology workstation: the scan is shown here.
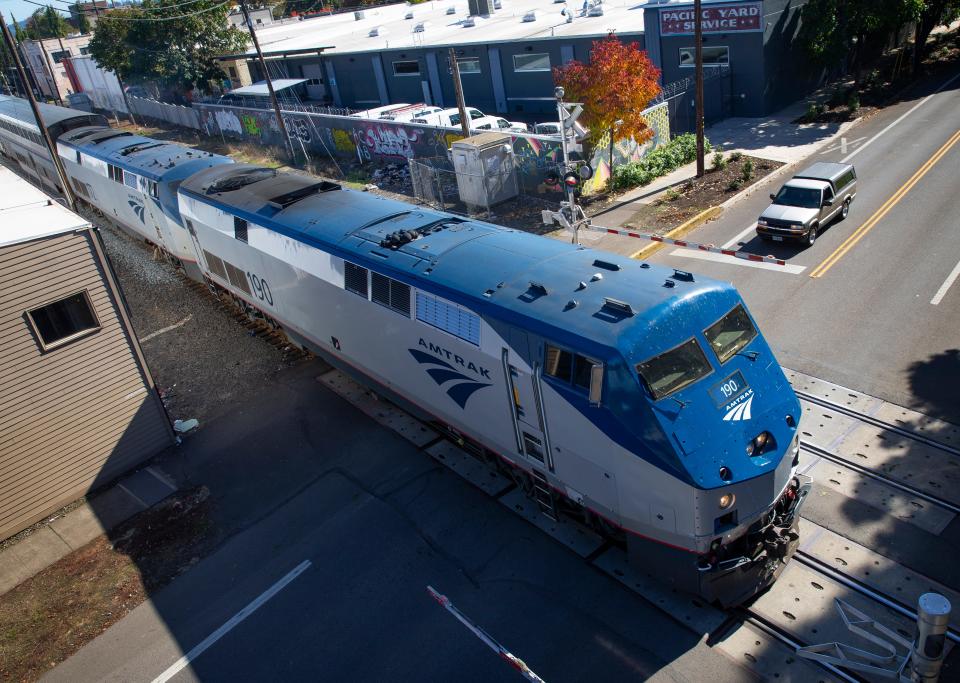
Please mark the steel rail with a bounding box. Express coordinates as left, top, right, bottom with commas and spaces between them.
794, 551, 960, 646
796, 390, 960, 458
800, 442, 960, 516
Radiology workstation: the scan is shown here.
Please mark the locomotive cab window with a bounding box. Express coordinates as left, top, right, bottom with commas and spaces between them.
704, 304, 757, 364
26, 290, 100, 351
637, 338, 712, 400
545, 344, 603, 401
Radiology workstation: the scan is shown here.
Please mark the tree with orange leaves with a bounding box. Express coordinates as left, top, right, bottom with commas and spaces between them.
554, 34, 661, 172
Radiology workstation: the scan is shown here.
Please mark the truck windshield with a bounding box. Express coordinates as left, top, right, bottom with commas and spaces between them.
704, 304, 757, 363
773, 186, 822, 209
637, 338, 712, 400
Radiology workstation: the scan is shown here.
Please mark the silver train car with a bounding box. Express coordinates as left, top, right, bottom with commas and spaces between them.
0, 94, 809, 605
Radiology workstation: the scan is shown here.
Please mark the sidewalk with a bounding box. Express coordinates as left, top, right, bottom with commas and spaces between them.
0, 465, 178, 595
552, 96, 860, 257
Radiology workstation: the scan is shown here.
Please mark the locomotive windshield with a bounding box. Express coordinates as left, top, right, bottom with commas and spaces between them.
637, 338, 712, 400
704, 304, 758, 363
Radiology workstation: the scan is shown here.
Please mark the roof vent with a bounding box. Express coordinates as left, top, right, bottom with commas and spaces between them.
369, 26, 386, 36
353, 9, 365, 19
602, 298, 634, 316
564, 299, 578, 311
663, 280, 676, 288
404, 10, 414, 18
462, 16, 476, 26
446, 6, 456, 13
413, 21, 427, 31
267, 180, 340, 209
590, 272, 603, 282
528, 281, 548, 295
576, 281, 587, 291
522, 9, 537, 21
593, 258, 620, 271
672, 269, 694, 282
587, 4, 603, 15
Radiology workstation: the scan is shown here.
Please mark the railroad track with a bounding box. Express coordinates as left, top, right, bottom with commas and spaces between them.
800, 441, 960, 516
795, 389, 960, 458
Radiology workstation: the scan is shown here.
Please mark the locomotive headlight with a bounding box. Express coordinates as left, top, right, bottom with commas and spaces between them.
746, 431, 772, 456
719, 493, 736, 510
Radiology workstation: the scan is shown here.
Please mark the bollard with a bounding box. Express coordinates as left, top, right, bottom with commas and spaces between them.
912, 593, 952, 683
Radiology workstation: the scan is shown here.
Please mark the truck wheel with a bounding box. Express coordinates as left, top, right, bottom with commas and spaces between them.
805, 224, 818, 247
840, 199, 850, 221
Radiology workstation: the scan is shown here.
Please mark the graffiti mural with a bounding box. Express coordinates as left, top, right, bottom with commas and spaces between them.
192, 101, 669, 194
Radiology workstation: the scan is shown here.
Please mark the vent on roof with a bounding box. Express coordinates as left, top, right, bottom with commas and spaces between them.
528, 281, 548, 295
587, 4, 603, 15
369, 26, 386, 36
354, 9, 365, 19
593, 259, 620, 271
672, 269, 694, 282
119, 142, 164, 156
522, 9, 537, 21
602, 298, 634, 316
462, 16, 476, 26
413, 21, 427, 31
267, 180, 340, 209
446, 6, 456, 13
404, 10, 414, 18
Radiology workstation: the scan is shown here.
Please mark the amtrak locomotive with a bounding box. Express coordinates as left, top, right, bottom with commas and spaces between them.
0, 94, 809, 606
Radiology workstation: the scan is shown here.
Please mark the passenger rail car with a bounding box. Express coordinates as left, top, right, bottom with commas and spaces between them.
178, 164, 809, 606
0, 94, 107, 196
0, 94, 809, 605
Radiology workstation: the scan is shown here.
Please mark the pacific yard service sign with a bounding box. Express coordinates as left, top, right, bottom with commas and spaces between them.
660, 2, 762, 36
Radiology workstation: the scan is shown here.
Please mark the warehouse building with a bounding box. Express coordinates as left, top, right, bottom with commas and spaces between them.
0, 167, 174, 540
227, 0, 815, 120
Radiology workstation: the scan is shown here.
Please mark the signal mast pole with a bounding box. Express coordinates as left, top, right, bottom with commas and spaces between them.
694, 0, 705, 177
449, 48, 470, 138
0, 10, 77, 210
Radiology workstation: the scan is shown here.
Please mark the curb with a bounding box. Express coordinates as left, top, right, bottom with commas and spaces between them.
630, 205, 722, 260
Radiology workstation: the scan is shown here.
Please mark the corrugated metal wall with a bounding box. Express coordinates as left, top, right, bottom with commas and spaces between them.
0, 230, 173, 540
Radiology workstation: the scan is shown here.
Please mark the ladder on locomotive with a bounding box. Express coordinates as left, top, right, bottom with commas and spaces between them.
531, 470, 557, 521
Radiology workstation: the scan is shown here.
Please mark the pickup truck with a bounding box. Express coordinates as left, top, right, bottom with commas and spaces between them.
756, 162, 857, 247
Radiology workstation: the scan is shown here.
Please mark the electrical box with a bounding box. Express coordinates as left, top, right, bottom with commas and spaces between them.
450, 132, 518, 211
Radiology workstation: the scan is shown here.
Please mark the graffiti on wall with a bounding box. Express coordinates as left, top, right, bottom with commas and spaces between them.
193, 101, 668, 194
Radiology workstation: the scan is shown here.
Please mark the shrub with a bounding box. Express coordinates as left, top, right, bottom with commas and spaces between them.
802, 103, 819, 122
664, 188, 681, 201
610, 133, 711, 190
727, 178, 743, 191
711, 151, 727, 172
847, 92, 861, 113
730, 151, 743, 162
740, 157, 754, 182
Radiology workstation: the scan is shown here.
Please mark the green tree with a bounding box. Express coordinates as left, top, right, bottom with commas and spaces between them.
911, 0, 960, 72
12, 14, 29, 43
26, 6, 71, 39
88, 0, 248, 94
76, 10, 92, 35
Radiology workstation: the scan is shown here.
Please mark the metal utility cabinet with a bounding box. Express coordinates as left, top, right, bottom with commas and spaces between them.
450, 132, 518, 212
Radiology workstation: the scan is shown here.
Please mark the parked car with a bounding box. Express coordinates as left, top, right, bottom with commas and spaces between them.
66, 92, 94, 112
349, 103, 411, 119
756, 162, 857, 247
534, 122, 561, 136
380, 105, 442, 122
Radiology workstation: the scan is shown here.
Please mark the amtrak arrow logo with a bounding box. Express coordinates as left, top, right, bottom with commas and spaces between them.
128, 199, 145, 223
723, 392, 754, 422
409, 348, 491, 409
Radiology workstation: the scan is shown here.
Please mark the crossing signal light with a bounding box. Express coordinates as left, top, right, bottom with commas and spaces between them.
544, 171, 560, 187
563, 171, 579, 188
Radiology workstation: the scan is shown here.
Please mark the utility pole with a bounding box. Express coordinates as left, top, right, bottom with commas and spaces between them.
239, 0, 294, 163
0, 10, 77, 210
448, 48, 470, 138
694, 0, 704, 177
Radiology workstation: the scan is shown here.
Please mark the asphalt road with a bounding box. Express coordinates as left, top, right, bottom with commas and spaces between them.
649, 68, 960, 424
45, 364, 754, 683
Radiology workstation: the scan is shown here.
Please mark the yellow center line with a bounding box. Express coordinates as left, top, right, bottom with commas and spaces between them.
810, 127, 960, 278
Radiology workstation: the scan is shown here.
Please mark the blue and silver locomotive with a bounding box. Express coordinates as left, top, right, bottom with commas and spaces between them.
0, 95, 809, 605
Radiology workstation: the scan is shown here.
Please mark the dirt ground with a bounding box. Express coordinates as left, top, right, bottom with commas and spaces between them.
620, 155, 782, 232
0, 488, 218, 683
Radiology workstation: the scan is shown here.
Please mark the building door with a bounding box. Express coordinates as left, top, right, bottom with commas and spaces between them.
302, 63, 326, 101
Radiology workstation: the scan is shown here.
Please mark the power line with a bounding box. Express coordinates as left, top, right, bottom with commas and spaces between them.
19, 0, 235, 21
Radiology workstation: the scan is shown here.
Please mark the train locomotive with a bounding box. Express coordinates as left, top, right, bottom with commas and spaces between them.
0, 94, 810, 606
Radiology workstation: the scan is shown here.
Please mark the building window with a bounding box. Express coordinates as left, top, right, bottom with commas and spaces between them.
51, 50, 71, 63
392, 60, 420, 76
228, 66, 238, 78
679, 46, 729, 67
513, 53, 550, 72
26, 290, 100, 351
457, 58, 481, 74
80, 47, 90, 55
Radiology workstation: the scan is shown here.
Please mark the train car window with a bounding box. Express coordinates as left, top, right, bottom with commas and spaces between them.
109, 165, 123, 183
75, 150, 81, 165
636, 338, 712, 400
345, 262, 369, 298
545, 345, 573, 383
234, 217, 248, 243
704, 304, 757, 364
572, 354, 594, 390
149, 181, 159, 199
26, 290, 101, 351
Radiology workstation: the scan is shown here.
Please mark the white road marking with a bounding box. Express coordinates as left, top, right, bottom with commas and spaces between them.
669, 248, 807, 274
820, 136, 867, 155
931, 259, 960, 305
722, 223, 758, 249
841, 71, 960, 163
141, 315, 193, 343
151, 560, 311, 683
